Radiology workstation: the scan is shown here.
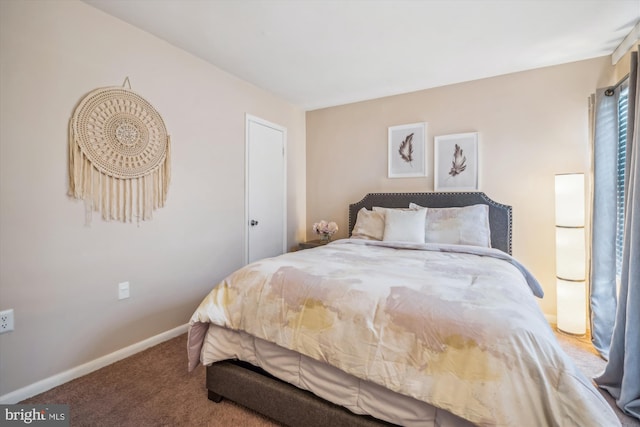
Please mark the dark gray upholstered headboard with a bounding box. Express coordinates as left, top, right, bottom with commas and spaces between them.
348, 192, 512, 255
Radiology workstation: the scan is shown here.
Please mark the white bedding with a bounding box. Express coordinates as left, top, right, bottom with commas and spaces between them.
189, 239, 620, 426
203, 323, 474, 427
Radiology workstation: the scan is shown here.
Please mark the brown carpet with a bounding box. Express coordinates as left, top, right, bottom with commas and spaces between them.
22, 331, 639, 427
22, 334, 277, 427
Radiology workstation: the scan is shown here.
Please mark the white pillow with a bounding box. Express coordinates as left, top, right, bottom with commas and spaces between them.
409, 203, 491, 247
373, 206, 424, 216
351, 208, 385, 240
373, 206, 402, 214
382, 208, 426, 243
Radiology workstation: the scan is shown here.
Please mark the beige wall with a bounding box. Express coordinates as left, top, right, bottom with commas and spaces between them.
0, 1, 305, 396
306, 57, 615, 318
613, 48, 634, 83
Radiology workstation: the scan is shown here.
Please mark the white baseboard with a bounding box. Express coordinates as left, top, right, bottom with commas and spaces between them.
0, 323, 188, 404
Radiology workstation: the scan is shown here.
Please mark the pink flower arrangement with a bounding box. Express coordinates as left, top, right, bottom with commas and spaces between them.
313, 220, 338, 240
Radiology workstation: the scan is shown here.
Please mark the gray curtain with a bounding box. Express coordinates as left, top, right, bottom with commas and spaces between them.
589, 89, 619, 358
595, 48, 640, 420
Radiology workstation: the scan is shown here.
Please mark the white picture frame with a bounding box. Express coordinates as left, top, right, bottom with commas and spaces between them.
388, 122, 427, 178
434, 132, 479, 191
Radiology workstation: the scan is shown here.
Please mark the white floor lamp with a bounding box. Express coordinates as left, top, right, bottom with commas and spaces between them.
555, 173, 587, 335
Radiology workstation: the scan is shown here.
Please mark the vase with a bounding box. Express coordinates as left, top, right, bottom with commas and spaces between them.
320, 233, 331, 242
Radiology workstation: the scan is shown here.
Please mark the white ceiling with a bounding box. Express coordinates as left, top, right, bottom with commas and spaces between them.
85, 0, 639, 111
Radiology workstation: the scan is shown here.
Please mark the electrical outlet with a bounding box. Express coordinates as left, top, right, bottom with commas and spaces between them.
0, 309, 14, 334
118, 282, 130, 300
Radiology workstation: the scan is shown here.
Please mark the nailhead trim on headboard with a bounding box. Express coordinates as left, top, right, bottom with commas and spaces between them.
348, 192, 512, 255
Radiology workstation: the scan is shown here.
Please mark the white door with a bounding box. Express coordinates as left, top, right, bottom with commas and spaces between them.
246, 115, 286, 264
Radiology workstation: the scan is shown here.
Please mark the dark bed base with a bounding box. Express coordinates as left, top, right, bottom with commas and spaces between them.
207, 360, 397, 427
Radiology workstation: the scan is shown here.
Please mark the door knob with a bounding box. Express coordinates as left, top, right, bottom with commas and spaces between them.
250, 219, 259, 226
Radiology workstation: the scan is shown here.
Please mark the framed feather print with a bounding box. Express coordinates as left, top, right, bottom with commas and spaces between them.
434, 132, 479, 191
388, 122, 427, 178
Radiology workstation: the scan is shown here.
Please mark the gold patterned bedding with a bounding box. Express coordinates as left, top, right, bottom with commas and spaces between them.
188, 239, 620, 427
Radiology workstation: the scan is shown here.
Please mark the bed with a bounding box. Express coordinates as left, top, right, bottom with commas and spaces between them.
188, 192, 620, 427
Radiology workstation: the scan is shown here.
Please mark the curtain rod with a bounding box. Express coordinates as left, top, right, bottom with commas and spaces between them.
605, 73, 630, 96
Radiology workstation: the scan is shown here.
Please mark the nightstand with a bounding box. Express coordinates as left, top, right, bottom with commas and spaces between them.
298, 239, 330, 250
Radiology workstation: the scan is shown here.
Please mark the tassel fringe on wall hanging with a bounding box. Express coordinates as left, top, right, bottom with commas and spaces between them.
68, 78, 170, 224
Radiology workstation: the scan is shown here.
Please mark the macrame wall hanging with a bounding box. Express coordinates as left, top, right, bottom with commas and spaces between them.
68, 78, 171, 224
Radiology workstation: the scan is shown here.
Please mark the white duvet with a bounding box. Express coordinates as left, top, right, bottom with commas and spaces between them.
189, 239, 620, 427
